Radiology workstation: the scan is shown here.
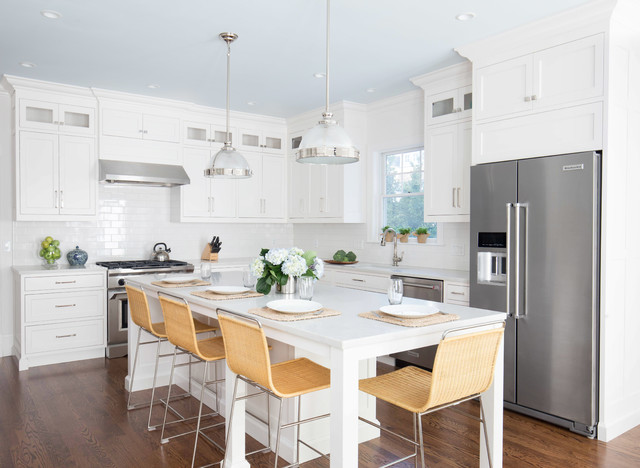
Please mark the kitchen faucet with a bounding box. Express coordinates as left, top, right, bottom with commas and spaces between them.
380, 228, 404, 266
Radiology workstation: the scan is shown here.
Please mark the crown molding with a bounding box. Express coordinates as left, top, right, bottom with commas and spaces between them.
410, 62, 471, 90
366, 89, 422, 113
1, 74, 95, 98
456, 0, 617, 66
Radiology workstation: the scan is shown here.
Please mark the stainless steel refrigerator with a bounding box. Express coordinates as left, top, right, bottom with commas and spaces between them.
470, 151, 600, 437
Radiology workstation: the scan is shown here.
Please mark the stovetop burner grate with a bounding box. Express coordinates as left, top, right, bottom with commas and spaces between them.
96, 260, 189, 270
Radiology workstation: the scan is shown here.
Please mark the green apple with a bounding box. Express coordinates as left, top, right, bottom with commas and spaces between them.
51, 239, 60, 247
41, 240, 50, 249
45, 236, 53, 243
39, 249, 46, 257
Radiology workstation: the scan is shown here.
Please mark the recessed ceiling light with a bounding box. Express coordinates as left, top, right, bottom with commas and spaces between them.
40, 10, 62, 20
247, 101, 256, 106
313, 73, 326, 78
456, 12, 476, 21
19, 62, 36, 68
147, 84, 160, 89
366, 88, 376, 93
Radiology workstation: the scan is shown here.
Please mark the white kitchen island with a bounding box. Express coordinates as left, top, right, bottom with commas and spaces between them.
127, 271, 505, 468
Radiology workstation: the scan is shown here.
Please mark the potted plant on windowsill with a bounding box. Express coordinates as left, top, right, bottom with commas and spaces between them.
414, 227, 430, 244
397, 227, 411, 243
381, 225, 394, 243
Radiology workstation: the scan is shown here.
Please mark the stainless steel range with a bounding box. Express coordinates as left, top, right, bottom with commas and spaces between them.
96, 260, 194, 358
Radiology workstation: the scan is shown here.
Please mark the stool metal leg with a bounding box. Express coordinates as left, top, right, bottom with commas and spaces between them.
479, 399, 493, 468
126, 327, 143, 410
191, 361, 209, 468
147, 336, 162, 430
296, 396, 301, 466
274, 398, 284, 468
417, 414, 426, 468
160, 346, 178, 444
413, 412, 418, 465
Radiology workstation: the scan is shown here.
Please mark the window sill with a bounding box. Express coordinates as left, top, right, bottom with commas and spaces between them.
365, 238, 443, 247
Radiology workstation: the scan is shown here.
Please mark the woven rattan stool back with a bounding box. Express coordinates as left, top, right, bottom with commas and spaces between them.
125, 285, 160, 336
426, 327, 504, 410
158, 296, 201, 357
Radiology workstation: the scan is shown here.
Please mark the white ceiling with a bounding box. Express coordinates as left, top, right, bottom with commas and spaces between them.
1, 0, 594, 118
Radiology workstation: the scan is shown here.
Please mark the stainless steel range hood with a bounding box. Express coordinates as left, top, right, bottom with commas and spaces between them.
99, 160, 190, 187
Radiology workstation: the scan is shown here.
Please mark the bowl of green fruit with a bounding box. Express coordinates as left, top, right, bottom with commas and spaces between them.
39, 236, 62, 268
326, 250, 358, 264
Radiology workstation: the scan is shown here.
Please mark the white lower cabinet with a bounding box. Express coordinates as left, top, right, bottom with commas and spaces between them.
14, 268, 107, 371
444, 282, 469, 306
323, 269, 389, 293
18, 131, 97, 220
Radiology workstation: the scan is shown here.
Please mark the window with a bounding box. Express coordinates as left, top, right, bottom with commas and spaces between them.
382, 148, 437, 240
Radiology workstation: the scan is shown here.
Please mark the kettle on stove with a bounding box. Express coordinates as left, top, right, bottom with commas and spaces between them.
150, 242, 171, 262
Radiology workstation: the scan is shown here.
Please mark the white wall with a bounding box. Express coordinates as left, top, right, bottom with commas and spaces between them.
293, 90, 470, 272
0, 92, 13, 355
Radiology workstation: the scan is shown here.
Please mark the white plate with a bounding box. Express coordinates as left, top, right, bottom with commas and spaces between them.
379, 304, 441, 319
208, 286, 251, 295
266, 299, 323, 314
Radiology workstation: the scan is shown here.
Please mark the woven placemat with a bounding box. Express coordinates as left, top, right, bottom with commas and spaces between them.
359, 310, 459, 327
248, 307, 341, 322
151, 279, 211, 288
190, 290, 264, 301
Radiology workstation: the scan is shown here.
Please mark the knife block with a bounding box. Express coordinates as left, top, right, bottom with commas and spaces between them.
201, 244, 219, 262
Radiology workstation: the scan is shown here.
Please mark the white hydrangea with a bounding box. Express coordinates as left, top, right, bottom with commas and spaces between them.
311, 257, 324, 279
250, 257, 265, 277
289, 247, 304, 257
281, 254, 308, 277
265, 248, 289, 265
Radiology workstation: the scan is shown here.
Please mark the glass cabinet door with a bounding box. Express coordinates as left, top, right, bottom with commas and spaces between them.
59, 104, 94, 135
427, 90, 458, 125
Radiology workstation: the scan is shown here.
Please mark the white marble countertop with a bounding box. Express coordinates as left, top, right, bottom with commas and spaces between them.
127, 270, 499, 351
12, 263, 107, 275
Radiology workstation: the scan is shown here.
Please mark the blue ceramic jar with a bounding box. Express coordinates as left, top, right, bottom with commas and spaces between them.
67, 246, 88, 266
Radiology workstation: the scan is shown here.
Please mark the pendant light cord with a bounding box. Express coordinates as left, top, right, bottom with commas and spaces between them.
225, 39, 231, 145
325, 0, 330, 116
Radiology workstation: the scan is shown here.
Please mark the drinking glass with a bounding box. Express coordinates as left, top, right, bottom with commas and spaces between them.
242, 268, 256, 288
200, 262, 211, 280
387, 278, 403, 305
298, 277, 314, 300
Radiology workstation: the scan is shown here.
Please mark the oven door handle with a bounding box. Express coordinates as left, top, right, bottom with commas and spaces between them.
110, 290, 127, 301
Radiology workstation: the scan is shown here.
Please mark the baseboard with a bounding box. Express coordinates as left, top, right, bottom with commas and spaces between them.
598, 407, 640, 442
1, 333, 12, 357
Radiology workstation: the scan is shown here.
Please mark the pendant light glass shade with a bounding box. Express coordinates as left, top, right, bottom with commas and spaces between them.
296, 0, 359, 165
205, 32, 252, 179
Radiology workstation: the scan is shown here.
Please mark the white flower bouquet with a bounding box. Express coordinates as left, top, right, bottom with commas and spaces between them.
251, 247, 324, 295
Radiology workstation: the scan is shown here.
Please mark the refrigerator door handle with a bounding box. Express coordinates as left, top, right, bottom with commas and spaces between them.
506, 202, 514, 317
514, 202, 528, 319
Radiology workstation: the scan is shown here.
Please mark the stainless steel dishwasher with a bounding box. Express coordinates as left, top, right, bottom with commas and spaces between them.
389, 275, 443, 370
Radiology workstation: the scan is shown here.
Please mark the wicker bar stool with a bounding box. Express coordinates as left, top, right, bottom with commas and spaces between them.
158, 293, 229, 467
217, 308, 331, 468
359, 321, 505, 468
125, 285, 217, 431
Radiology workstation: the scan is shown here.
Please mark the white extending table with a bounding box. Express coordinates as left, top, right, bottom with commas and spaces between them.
128, 272, 505, 468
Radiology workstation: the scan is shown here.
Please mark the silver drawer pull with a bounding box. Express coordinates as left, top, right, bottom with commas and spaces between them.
351, 278, 366, 282
55, 304, 76, 308
450, 291, 466, 296
55, 280, 76, 284
56, 333, 77, 339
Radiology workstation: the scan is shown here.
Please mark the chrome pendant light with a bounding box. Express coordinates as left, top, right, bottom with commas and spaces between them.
205, 32, 252, 178
296, 0, 359, 165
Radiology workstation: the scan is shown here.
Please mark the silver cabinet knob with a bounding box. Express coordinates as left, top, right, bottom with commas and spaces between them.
524, 96, 531, 102
531, 94, 538, 101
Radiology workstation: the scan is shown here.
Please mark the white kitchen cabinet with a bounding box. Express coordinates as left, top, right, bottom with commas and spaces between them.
18, 131, 96, 220
13, 267, 107, 371
238, 127, 285, 155
426, 85, 472, 125
444, 282, 469, 306
101, 108, 180, 143
309, 164, 342, 218
237, 153, 285, 219
475, 34, 604, 121
184, 120, 234, 149
178, 147, 237, 220
424, 120, 471, 222
326, 270, 390, 293
19, 99, 95, 136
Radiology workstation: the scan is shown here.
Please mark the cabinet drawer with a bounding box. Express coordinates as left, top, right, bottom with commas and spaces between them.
24, 274, 104, 292
334, 271, 389, 293
445, 283, 469, 304
26, 319, 104, 354
25, 290, 103, 323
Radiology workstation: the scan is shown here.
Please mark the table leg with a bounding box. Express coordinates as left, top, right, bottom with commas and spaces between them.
224, 366, 250, 468
330, 348, 359, 467
480, 337, 504, 468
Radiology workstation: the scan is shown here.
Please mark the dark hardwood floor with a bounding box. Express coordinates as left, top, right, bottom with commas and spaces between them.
1, 356, 638, 467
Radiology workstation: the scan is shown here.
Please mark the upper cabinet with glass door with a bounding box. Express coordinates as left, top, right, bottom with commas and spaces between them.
19, 99, 95, 136
183, 120, 236, 149
237, 126, 285, 155
426, 86, 472, 125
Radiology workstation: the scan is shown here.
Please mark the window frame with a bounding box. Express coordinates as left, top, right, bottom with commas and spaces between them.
378, 147, 441, 246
